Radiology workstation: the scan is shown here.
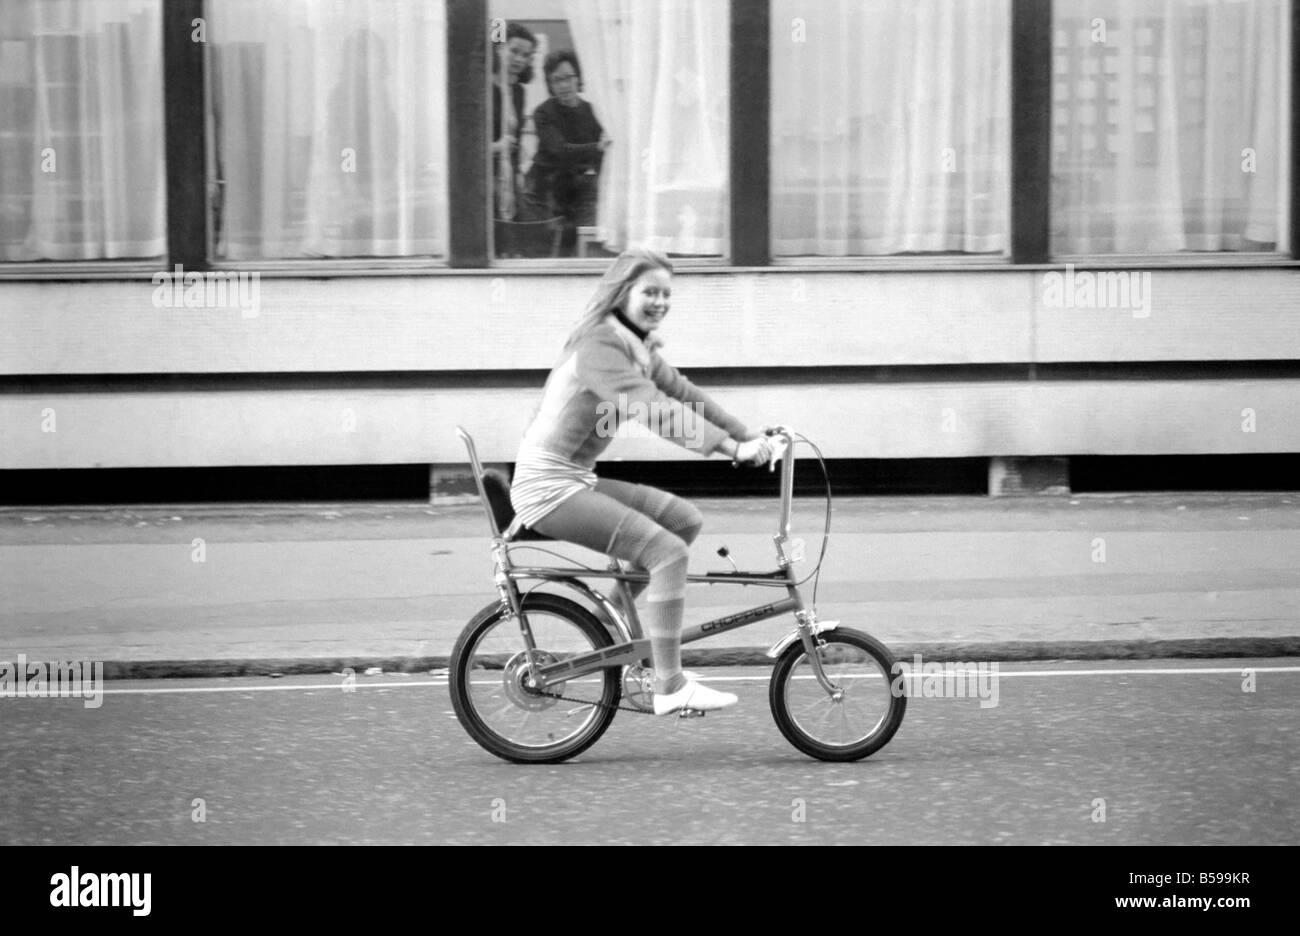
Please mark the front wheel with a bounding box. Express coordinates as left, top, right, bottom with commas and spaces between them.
769, 627, 906, 761
449, 593, 621, 764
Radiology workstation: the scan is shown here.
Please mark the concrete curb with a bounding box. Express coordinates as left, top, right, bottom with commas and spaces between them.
96, 636, 1300, 680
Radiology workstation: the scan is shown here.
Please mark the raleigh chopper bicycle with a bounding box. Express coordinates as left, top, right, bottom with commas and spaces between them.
449, 426, 907, 764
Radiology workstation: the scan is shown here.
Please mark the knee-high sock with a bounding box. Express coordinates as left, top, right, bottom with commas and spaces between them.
609, 515, 701, 614
643, 547, 690, 694
645, 598, 686, 694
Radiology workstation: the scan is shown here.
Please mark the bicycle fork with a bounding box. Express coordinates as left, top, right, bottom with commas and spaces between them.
767, 607, 843, 696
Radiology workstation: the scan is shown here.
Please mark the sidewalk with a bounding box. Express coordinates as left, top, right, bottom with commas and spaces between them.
2, 492, 1298, 677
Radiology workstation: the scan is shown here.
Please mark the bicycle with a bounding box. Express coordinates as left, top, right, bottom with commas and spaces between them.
449, 426, 907, 764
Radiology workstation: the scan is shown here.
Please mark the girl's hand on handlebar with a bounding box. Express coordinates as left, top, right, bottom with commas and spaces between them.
734, 437, 775, 466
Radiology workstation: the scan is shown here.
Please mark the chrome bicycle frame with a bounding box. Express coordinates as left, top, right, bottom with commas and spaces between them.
456, 426, 842, 694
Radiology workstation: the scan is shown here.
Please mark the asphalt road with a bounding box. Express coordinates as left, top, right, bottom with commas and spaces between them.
5, 494, 1300, 667
1, 659, 1295, 846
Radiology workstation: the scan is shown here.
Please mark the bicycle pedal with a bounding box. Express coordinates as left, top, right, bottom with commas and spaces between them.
677, 707, 706, 719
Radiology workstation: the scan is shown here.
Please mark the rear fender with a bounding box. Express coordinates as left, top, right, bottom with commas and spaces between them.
540, 578, 637, 646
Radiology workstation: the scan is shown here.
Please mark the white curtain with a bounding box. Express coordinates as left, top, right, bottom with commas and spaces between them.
564, 0, 729, 255
770, 0, 1010, 256
211, 0, 447, 260
1051, 0, 1288, 254
0, 0, 165, 261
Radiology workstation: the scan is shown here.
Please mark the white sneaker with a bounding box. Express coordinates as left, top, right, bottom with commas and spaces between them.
653, 678, 739, 716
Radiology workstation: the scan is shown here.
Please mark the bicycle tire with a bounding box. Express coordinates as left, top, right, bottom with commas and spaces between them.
449, 592, 621, 764
768, 627, 906, 762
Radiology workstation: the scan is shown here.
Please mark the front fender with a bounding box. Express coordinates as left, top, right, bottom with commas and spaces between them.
765, 621, 839, 659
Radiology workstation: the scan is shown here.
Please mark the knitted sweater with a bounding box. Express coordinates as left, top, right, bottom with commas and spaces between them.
520, 316, 748, 466
530, 97, 604, 174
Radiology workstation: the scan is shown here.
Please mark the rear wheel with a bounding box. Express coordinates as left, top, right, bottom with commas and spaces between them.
769, 627, 906, 761
449, 593, 621, 764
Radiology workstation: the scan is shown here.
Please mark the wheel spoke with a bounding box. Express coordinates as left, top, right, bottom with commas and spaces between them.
797, 697, 833, 718
489, 700, 519, 722
820, 700, 840, 734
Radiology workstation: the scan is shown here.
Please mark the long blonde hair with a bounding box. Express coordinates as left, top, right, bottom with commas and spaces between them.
563, 247, 673, 351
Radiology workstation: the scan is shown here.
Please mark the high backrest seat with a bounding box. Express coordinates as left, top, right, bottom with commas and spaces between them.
481, 469, 549, 541
456, 426, 550, 542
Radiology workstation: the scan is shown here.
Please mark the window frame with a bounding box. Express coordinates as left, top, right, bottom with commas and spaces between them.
0, 0, 1295, 280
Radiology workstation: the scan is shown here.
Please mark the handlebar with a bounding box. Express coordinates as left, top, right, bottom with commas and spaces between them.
758, 428, 830, 592
762, 426, 792, 474
747, 426, 797, 540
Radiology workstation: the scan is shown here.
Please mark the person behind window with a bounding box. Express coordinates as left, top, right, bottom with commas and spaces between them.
491, 22, 535, 221
524, 50, 611, 256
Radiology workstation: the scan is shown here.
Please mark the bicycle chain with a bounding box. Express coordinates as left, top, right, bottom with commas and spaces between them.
536, 687, 656, 715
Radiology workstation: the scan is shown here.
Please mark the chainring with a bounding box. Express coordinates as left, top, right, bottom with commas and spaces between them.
622, 663, 656, 712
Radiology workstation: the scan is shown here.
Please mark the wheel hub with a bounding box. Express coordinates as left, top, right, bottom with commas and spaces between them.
502, 650, 561, 711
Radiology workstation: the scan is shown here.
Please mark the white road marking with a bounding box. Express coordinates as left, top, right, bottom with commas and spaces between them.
759, 670, 1300, 681
934, 666, 1300, 678
87, 664, 1300, 695
740, 666, 1300, 682
96, 680, 449, 695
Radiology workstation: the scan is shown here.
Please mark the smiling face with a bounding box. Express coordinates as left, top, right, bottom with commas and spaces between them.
623, 267, 672, 333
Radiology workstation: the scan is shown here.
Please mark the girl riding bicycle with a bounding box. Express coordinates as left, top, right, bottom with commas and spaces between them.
511, 247, 774, 715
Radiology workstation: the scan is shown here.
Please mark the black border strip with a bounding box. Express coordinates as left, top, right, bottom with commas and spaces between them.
7, 360, 1300, 393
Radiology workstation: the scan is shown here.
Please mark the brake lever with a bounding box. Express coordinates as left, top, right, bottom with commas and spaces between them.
765, 429, 789, 473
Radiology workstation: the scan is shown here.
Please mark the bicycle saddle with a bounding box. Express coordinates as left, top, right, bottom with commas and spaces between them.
481, 470, 551, 542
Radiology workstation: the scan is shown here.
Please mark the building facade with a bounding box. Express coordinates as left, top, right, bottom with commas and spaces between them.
2, 0, 1297, 489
